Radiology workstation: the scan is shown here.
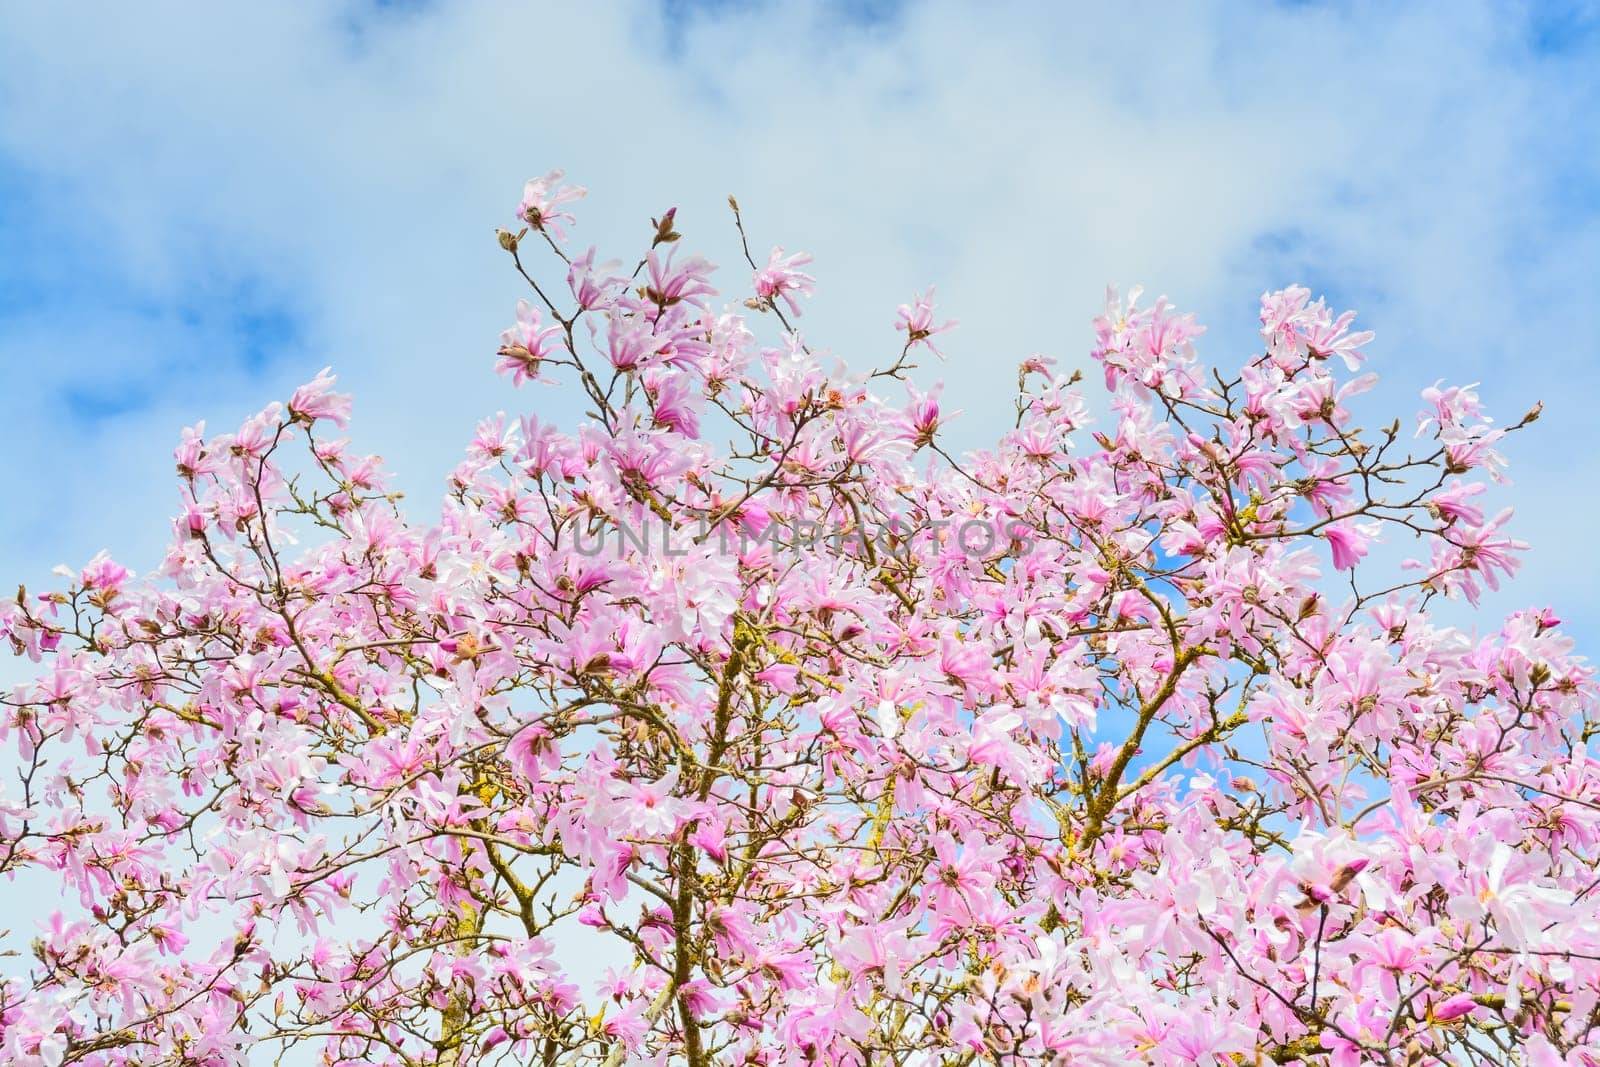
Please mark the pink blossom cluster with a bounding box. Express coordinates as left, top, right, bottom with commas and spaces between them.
1, 171, 1594, 1066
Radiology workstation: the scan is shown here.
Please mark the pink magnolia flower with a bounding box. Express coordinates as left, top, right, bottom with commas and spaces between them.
1464, 843, 1572, 950
496, 299, 563, 386
894, 287, 957, 356
287, 366, 352, 427
1432, 992, 1479, 1022
568, 246, 625, 310
1260, 284, 1373, 370
610, 769, 689, 838
752, 246, 815, 316
516, 168, 586, 239
1324, 519, 1377, 571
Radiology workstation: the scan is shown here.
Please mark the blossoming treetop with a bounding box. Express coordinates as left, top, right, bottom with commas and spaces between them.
2, 171, 1595, 1065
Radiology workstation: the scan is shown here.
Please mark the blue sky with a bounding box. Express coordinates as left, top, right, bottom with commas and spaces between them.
0, 0, 1598, 642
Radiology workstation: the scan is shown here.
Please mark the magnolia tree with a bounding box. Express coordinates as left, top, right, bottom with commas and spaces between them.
2, 171, 1597, 1067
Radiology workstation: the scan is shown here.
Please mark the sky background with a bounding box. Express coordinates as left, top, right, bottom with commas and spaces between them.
1, 0, 1599, 646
